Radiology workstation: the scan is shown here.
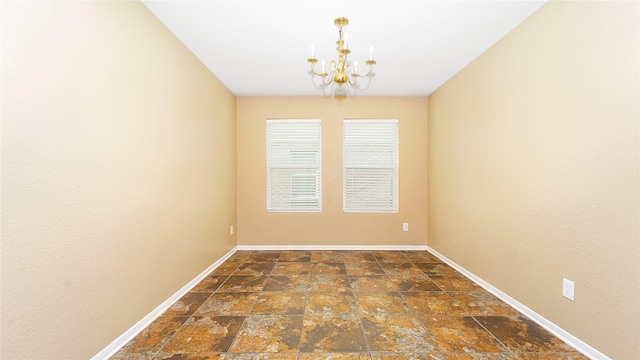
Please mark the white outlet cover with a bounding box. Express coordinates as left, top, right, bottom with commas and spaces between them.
562, 278, 574, 301
402, 223, 409, 232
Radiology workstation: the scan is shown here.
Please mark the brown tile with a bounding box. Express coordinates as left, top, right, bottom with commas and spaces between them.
194, 292, 259, 316
474, 316, 577, 353
425, 354, 512, 360
299, 353, 370, 360
153, 354, 225, 360
310, 262, 347, 275
234, 262, 276, 276
402, 251, 442, 263
110, 353, 154, 360
361, 314, 438, 352
415, 263, 461, 277
513, 353, 590, 360
421, 355, 465, 360
210, 260, 243, 275
229, 315, 303, 353
161, 315, 244, 353
342, 252, 378, 263
278, 251, 311, 262
372, 251, 409, 263
189, 282, 222, 294
272, 262, 311, 275
300, 314, 367, 352
263, 275, 309, 292
429, 276, 483, 292
449, 292, 520, 316
306, 292, 358, 315
308, 275, 352, 291
218, 257, 245, 267
402, 292, 467, 315
355, 291, 412, 315
245, 252, 281, 263
310, 251, 345, 263
345, 262, 386, 275
225, 353, 298, 360
217, 275, 268, 292
370, 353, 430, 360
202, 273, 231, 282
113, 316, 189, 356
418, 315, 506, 353
388, 275, 442, 292
349, 275, 396, 291
227, 251, 252, 262
252, 292, 306, 315
190, 276, 227, 293
381, 262, 425, 276
161, 292, 211, 317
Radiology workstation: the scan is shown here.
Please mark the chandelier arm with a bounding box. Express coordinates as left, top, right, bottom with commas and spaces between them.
309, 63, 321, 76
354, 72, 373, 91
308, 59, 325, 77
319, 60, 336, 86
351, 62, 375, 78
311, 73, 330, 90
348, 72, 358, 86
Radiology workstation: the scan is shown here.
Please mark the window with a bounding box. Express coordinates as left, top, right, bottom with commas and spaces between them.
266, 119, 322, 212
343, 119, 398, 212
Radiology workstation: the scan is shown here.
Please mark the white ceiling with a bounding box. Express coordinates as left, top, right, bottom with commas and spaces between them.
141, 0, 546, 97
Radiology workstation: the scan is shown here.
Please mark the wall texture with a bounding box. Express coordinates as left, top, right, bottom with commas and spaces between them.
428, 1, 639, 358
237, 97, 428, 246
1, 1, 237, 358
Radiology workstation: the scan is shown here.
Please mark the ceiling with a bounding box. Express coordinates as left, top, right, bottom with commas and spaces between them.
141, 0, 546, 97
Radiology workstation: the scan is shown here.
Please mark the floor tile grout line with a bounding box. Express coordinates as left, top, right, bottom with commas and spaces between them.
151, 271, 238, 358
195, 252, 259, 356
348, 270, 374, 356
469, 315, 513, 354
224, 253, 284, 355
150, 285, 221, 358
275, 253, 307, 357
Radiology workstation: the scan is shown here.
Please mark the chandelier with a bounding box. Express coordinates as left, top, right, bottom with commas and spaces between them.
307, 17, 376, 96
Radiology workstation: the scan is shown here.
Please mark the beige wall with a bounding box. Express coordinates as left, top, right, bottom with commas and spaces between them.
1, 1, 237, 358
237, 97, 428, 246
428, 1, 639, 358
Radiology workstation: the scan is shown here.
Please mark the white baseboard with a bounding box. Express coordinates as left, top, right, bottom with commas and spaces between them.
236, 245, 430, 251
91, 247, 238, 360
426, 246, 610, 360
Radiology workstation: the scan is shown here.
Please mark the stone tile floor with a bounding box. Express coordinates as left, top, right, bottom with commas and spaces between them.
111, 250, 588, 360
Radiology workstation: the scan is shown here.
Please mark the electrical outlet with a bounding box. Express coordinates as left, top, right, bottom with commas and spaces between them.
562, 278, 574, 301
230, 225, 234, 235
402, 223, 409, 232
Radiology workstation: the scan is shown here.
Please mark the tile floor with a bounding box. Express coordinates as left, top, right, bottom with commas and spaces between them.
111, 250, 588, 360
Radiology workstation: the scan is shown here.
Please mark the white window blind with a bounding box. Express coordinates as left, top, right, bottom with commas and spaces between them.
266, 119, 322, 212
343, 119, 398, 213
